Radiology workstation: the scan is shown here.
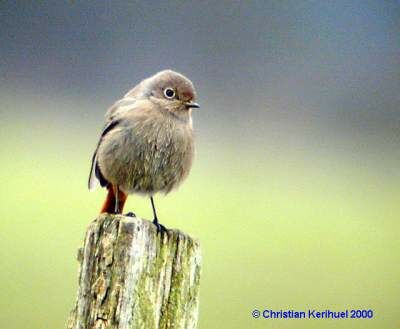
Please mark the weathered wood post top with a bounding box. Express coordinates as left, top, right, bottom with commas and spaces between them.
67, 214, 201, 329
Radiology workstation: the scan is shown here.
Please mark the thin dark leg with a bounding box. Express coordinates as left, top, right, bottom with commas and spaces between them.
114, 185, 119, 213
151, 196, 166, 233
150, 196, 158, 222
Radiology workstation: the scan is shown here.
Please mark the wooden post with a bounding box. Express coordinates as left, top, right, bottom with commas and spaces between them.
66, 214, 201, 329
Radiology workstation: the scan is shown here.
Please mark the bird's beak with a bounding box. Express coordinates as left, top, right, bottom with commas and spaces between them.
185, 101, 200, 109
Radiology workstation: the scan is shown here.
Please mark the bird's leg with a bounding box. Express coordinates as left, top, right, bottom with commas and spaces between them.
150, 196, 167, 233
114, 185, 132, 216
114, 185, 120, 213
150, 196, 158, 221
100, 185, 128, 214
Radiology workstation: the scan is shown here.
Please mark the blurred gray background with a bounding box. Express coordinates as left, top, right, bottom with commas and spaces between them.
2, 1, 399, 145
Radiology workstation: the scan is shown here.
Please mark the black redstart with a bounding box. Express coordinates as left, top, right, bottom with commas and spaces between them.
88, 70, 199, 230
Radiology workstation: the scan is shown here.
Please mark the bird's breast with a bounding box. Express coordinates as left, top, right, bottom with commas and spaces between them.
99, 114, 194, 195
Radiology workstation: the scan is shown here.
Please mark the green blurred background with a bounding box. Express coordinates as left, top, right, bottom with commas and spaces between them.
1, 1, 399, 328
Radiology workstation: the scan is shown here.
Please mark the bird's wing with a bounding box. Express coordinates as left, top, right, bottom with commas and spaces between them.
105, 96, 138, 121
89, 95, 141, 190
88, 119, 121, 190
106, 79, 147, 120
89, 93, 151, 190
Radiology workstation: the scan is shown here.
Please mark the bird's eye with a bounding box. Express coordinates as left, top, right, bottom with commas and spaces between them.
164, 88, 175, 99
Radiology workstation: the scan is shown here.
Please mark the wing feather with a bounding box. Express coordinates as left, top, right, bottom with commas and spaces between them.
88, 119, 121, 190
89, 95, 139, 190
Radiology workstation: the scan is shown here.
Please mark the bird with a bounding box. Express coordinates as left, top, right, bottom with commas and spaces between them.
88, 70, 199, 231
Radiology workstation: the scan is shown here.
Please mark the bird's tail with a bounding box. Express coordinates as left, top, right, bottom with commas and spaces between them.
100, 185, 128, 214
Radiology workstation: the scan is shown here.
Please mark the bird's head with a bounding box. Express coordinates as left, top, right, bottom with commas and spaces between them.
143, 70, 199, 119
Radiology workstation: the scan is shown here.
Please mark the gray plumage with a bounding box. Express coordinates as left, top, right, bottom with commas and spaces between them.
88, 70, 198, 197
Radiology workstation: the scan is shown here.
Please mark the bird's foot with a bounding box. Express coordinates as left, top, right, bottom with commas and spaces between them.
152, 218, 167, 234
124, 212, 136, 217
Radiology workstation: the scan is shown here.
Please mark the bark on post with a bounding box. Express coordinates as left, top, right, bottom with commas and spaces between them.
66, 214, 201, 329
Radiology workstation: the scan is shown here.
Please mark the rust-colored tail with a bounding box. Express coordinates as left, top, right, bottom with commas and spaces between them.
101, 185, 128, 214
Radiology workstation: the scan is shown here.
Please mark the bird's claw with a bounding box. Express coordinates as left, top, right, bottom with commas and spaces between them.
152, 218, 167, 234
124, 212, 136, 217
